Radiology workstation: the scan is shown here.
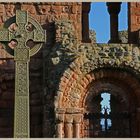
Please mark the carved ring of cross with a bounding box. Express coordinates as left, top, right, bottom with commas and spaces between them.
0, 10, 46, 57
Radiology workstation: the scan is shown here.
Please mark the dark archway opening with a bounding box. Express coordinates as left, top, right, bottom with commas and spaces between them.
83, 78, 132, 138
83, 91, 131, 137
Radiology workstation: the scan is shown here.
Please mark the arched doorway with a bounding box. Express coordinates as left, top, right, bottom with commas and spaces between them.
54, 40, 140, 137
83, 78, 132, 138
55, 67, 140, 138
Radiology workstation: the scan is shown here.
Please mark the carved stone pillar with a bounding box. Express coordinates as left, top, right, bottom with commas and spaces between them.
65, 114, 73, 138
55, 108, 66, 138
82, 2, 91, 43
107, 2, 122, 43
56, 113, 64, 138
73, 114, 82, 138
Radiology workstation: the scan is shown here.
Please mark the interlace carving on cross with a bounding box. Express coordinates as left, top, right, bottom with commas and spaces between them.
0, 10, 46, 138
0, 10, 46, 57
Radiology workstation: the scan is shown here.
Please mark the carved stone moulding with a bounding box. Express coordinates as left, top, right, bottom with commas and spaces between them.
55, 107, 84, 114
66, 107, 84, 114
73, 114, 83, 123
55, 107, 66, 114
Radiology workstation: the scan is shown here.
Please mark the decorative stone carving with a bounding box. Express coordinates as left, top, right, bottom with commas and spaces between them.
56, 122, 63, 138
62, 6, 72, 13
0, 4, 4, 15
4, 4, 15, 17
119, 30, 128, 43
73, 114, 82, 123
55, 108, 66, 114
55, 113, 64, 138
22, 4, 36, 15
68, 89, 80, 107
89, 30, 96, 43
77, 44, 140, 74
56, 113, 64, 123
65, 122, 73, 138
132, 47, 140, 63
73, 114, 82, 138
66, 108, 84, 114
55, 19, 77, 46
55, 41, 140, 111
65, 114, 73, 123
65, 114, 73, 138
36, 4, 51, 15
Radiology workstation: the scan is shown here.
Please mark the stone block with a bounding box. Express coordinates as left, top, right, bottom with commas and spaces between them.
71, 5, 78, 14
51, 5, 62, 14
22, 4, 36, 15
4, 4, 15, 17
130, 3, 136, 7
136, 2, 140, 7
0, 4, 4, 15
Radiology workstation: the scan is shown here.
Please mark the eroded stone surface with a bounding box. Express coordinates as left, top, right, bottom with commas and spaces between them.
0, 2, 140, 138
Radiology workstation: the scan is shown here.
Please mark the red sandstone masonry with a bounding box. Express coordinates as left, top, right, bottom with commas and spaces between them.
128, 2, 140, 43
0, 2, 140, 138
0, 2, 83, 137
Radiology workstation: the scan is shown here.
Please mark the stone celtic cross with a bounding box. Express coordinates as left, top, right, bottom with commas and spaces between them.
0, 10, 46, 138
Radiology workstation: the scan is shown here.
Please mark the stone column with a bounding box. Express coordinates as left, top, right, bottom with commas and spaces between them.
56, 121, 63, 138
82, 2, 91, 43
107, 2, 122, 43
73, 114, 82, 138
65, 114, 73, 138
56, 113, 64, 138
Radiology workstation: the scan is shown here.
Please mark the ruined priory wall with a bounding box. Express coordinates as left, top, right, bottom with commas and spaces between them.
0, 2, 82, 137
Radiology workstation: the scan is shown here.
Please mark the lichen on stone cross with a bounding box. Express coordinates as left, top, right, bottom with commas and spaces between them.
0, 10, 46, 138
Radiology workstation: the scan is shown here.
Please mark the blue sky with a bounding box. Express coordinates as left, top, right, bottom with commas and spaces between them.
101, 93, 111, 114
89, 2, 128, 43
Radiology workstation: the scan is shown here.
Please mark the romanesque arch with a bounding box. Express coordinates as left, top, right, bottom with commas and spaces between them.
54, 43, 140, 137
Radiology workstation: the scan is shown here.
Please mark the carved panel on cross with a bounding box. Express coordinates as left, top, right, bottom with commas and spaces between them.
14, 48, 30, 61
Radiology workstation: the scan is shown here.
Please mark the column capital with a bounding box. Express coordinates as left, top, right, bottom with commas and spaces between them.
82, 2, 91, 13
73, 114, 83, 124
65, 114, 73, 123
106, 2, 122, 15
56, 113, 64, 123
66, 108, 84, 114
55, 108, 66, 114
